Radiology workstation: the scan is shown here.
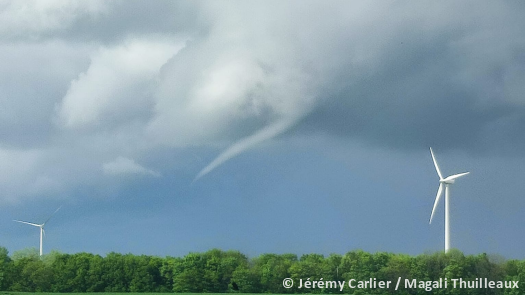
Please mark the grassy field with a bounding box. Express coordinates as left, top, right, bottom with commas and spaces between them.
4, 294, 278, 295
0, 293, 294, 295
0, 294, 165, 295
0, 293, 280, 295
1, 294, 188, 295
0, 293, 251, 295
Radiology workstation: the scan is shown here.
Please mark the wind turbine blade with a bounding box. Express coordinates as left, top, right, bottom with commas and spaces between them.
43, 228, 46, 237
429, 183, 444, 224
13, 220, 41, 227
430, 147, 443, 180
445, 172, 470, 181
43, 206, 62, 225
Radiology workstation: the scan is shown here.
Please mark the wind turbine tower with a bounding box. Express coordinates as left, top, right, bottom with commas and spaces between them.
14, 206, 61, 256
429, 148, 469, 253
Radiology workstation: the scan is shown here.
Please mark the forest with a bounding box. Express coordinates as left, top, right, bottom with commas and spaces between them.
0, 246, 523, 294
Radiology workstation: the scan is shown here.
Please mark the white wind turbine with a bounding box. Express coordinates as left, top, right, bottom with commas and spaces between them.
14, 206, 62, 256
429, 148, 469, 253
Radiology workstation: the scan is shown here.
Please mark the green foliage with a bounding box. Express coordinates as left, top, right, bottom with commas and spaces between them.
172, 252, 205, 292
10, 247, 39, 261
0, 246, 522, 294
253, 253, 296, 293
231, 264, 260, 293
0, 247, 12, 291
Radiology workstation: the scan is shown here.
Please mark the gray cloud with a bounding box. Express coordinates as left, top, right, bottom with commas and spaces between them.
55, 37, 183, 129
103, 156, 160, 177
291, 1, 525, 154
1, 0, 525, 201
185, 0, 525, 179
0, 40, 92, 147
0, 1, 108, 40
0, 1, 203, 43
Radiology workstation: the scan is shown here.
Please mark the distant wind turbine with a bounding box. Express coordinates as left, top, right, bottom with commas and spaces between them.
13, 206, 62, 256
429, 148, 469, 253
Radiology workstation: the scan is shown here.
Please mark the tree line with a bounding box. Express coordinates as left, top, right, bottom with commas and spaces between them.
0, 246, 524, 294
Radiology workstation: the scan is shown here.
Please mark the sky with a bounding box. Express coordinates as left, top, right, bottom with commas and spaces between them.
1, 0, 525, 260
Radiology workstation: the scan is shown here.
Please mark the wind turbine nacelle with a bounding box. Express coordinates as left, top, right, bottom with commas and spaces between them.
440, 179, 455, 184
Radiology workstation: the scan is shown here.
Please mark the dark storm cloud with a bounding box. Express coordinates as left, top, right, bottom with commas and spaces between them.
300, 59, 522, 153
292, 1, 525, 155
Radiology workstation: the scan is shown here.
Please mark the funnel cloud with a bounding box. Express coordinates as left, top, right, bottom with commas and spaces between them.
194, 117, 300, 181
